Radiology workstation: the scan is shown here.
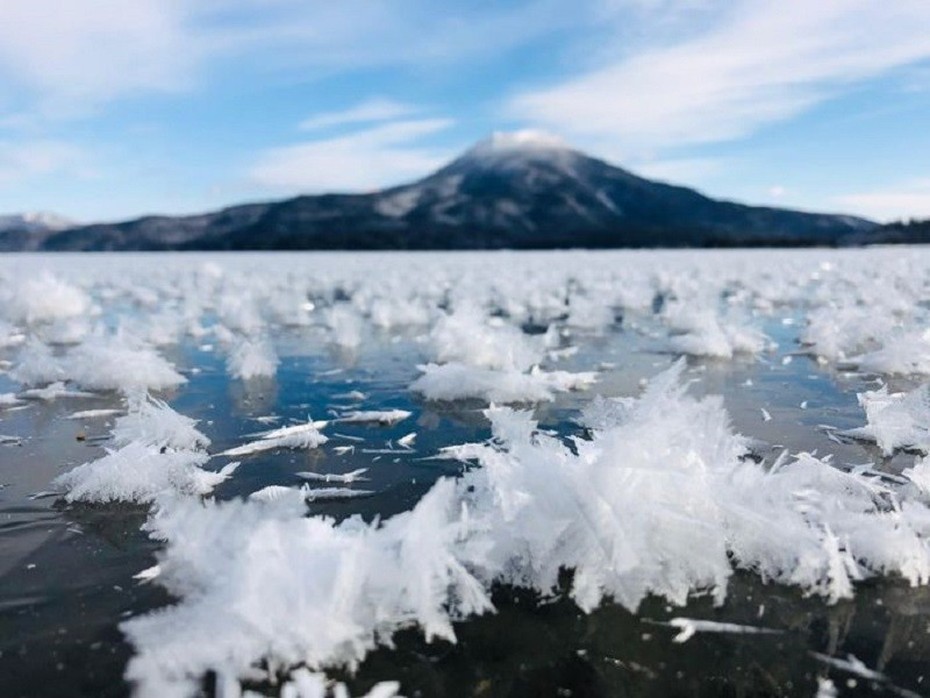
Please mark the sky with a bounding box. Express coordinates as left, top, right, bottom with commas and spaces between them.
1, 0, 929, 224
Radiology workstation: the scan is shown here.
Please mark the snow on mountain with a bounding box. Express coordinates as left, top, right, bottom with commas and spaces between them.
375, 131, 576, 220
452, 129, 581, 177
0, 212, 73, 233
463, 129, 571, 158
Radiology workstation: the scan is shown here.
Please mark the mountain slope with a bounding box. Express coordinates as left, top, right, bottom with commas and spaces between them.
41, 132, 876, 251
862, 218, 930, 244
0, 212, 75, 251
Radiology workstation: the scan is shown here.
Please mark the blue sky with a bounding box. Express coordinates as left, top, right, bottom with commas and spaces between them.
1, 0, 930, 223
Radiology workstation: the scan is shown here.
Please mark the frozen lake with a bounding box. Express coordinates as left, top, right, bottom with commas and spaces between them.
2, 249, 930, 697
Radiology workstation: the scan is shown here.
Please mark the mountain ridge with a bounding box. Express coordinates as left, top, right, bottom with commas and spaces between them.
7, 134, 887, 251
0, 212, 75, 251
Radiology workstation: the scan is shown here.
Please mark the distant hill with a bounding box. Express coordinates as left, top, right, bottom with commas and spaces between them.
31, 131, 880, 251
0, 212, 74, 251
863, 218, 930, 244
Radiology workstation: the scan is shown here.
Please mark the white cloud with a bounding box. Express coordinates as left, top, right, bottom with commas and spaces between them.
299, 98, 418, 131
508, 0, 930, 152
0, 1, 197, 115
0, 0, 588, 120
0, 140, 91, 184
248, 118, 454, 192
212, 0, 587, 70
833, 180, 930, 223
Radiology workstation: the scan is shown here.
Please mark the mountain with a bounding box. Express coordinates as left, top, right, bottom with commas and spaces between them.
39, 132, 877, 251
0, 212, 74, 251
864, 218, 930, 244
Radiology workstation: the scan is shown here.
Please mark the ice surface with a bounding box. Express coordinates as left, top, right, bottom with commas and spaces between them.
8, 249, 930, 695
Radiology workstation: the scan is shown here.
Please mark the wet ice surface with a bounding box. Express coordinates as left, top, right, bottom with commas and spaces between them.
2, 250, 930, 697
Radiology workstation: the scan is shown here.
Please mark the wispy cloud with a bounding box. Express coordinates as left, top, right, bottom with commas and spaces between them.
0, 1, 197, 117
211, 0, 587, 70
833, 180, 930, 223
299, 98, 418, 131
0, 139, 92, 184
508, 0, 930, 153
248, 118, 454, 192
0, 0, 583, 121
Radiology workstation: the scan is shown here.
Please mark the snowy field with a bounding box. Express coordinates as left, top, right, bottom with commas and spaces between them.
2, 249, 930, 697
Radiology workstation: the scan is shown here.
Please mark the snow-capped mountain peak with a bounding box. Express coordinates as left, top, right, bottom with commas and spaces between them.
0, 211, 74, 233
448, 130, 581, 178
468, 129, 570, 156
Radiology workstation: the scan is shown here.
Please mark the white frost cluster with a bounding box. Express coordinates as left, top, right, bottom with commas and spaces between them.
10, 334, 184, 394
845, 385, 930, 456
6, 251, 930, 695
664, 300, 771, 359
4, 272, 93, 325
221, 420, 328, 457
325, 305, 364, 349
3, 250, 930, 392
412, 363, 596, 403
112, 393, 211, 451
411, 305, 595, 403
121, 362, 930, 695
54, 442, 234, 505
227, 336, 279, 380
428, 305, 542, 371
54, 393, 232, 504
